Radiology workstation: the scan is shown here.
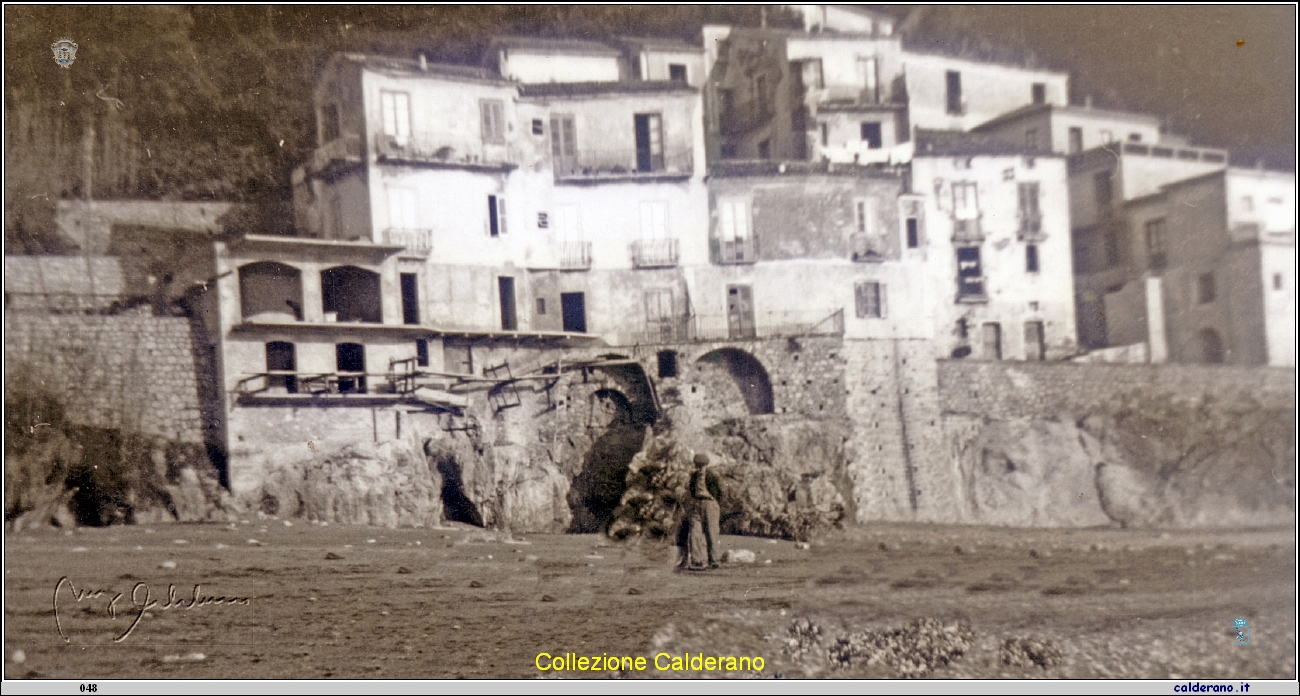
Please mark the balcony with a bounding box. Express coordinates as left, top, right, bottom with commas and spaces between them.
850, 234, 887, 262
631, 238, 680, 268
712, 236, 757, 265
554, 147, 693, 183
383, 228, 433, 257
633, 309, 845, 343
1017, 215, 1045, 242
957, 277, 988, 303
559, 241, 592, 270
306, 135, 364, 179
375, 134, 517, 172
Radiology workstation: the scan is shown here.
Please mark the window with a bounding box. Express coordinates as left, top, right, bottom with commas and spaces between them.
1026, 244, 1040, 273
1275, 273, 1284, 290
854, 198, 876, 235
554, 204, 580, 242
1094, 170, 1113, 207
386, 186, 418, 231
498, 277, 516, 331
336, 343, 366, 394
536, 298, 546, 315
321, 104, 340, 143
906, 219, 920, 248
1198, 272, 1216, 304
758, 140, 771, 160
531, 118, 544, 136
537, 212, 549, 229
1025, 128, 1038, 150
657, 350, 678, 378
858, 56, 879, 103
266, 341, 297, 393
561, 292, 586, 333
957, 246, 984, 298
861, 122, 882, 149
488, 195, 506, 237
645, 288, 674, 332
952, 182, 979, 219
1031, 83, 1046, 105
1144, 218, 1167, 270
1018, 182, 1041, 233
480, 99, 505, 144
1068, 127, 1083, 154
669, 64, 688, 83
855, 281, 885, 318
982, 323, 1002, 360
640, 201, 668, 239
900, 198, 924, 248
416, 339, 429, 368
945, 71, 963, 115
550, 114, 576, 164
1024, 321, 1045, 361
380, 91, 411, 141
1128, 132, 1142, 143
400, 273, 419, 325
1200, 329, 1225, 364
634, 113, 664, 171
717, 197, 753, 262
820, 123, 829, 147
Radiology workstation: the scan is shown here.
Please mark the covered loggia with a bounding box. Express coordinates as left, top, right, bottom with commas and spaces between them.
239, 261, 303, 322
321, 265, 381, 323
696, 347, 775, 415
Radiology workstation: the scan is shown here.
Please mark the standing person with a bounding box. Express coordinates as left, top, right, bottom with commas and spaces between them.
684, 453, 722, 570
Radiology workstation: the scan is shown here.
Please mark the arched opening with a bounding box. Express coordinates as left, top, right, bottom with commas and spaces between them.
336, 342, 366, 393
239, 261, 303, 322
696, 348, 775, 414
437, 456, 483, 526
1200, 328, 1225, 364
265, 341, 297, 393
321, 265, 381, 323
567, 389, 647, 533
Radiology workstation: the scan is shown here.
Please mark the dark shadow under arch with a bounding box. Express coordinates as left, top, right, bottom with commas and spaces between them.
697, 347, 775, 414
425, 447, 483, 527
567, 388, 648, 534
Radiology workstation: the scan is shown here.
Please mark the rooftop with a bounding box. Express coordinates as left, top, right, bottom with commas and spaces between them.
487, 36, 623, 57
712, 159, 906, 179
518, 80, 697, 98
972, 103, 1162, 133
617, 36, 704, 53
914, 129, 1055, 158
341, 53, 504, 83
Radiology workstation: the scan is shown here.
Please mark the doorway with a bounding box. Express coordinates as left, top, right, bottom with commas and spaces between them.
336, 342, 366, 393
498, 277, 517, 331
634, 113, 664, 172
727, 285, 756, 339
561, 292, 586, 333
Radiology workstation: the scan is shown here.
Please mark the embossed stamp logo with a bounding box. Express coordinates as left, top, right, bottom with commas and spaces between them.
1233, 617, 1251, 646
51, 37, 78, 68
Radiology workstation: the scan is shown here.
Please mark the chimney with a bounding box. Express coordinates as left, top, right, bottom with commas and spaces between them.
418, 54, 428, 71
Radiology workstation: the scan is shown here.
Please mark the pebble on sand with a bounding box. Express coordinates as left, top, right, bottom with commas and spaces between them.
173, 539, 189, 545
161, 653, 206, 663
246, 539, 261, 546
159, 560, 177, 570
397, 566, 413, 574
722, 549, 757, 564
215, 543, 228, 549
541, 595, 557, 602
468, 580, 484, 588
11, 650, 25, 664
324, 552, 344, 560
627, 588, 642, 595
71, 547, 88, 553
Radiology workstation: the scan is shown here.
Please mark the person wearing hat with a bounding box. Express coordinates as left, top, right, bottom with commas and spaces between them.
683, 452, 723, 570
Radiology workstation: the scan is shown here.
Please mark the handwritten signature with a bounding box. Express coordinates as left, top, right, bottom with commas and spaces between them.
53, 576, 250, 643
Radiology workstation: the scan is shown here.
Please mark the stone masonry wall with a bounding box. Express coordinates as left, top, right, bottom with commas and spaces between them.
4, 313, 206, 444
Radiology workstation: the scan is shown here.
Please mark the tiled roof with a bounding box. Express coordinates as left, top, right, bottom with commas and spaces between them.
344, 54, 503, 82
518, 81, 696, 98
617, 36, 704, 53
488, 36, 622, 57
914, 128, 1055, 157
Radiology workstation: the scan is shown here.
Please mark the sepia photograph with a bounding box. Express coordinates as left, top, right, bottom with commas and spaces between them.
3, 4, 1296, 687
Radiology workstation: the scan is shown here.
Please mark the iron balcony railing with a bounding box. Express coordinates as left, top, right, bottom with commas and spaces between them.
952, 217, 983, 243
383, 228, 433, 256
631, 238, 680, 268
850, 234, 887, 262
634, 309, 844, 344
712, 236, 757, 264
559, 241, 592, 270
375, 134, 517, 170
553, 147, 694, 181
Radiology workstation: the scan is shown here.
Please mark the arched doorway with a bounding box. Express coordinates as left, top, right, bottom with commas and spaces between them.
239, 261, 302, 322
696, 348, 775, 414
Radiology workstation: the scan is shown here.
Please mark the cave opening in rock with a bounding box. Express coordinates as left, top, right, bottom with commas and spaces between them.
697, 348, 775, 415
567, 389, 648, 534
434, 456, 483, 527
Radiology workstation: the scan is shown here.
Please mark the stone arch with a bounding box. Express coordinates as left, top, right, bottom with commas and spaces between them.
424, 441, 483, 527
239, 261, 302, 322
567, 388, 648, 534
321, 265, 381, 323
696, 348, 775, 415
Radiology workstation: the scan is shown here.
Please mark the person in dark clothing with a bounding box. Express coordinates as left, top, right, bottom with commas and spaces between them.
682, 452, 722, 570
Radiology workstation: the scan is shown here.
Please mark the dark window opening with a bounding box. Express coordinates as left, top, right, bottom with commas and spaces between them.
266, 341, 297, 394
861, 121, 882, 149
416, 339, 429, 367
498, 277, 517, 331
531, 118, 544, 135
536, 297, 546, 315
1094, 170, 1113, 207
945, 70, 963, 115
906, 218, 920, 248
957, 247, 984, 298
820, 122, 829, 147
1145, 218, 1167, 271
1026, 244, 1040, 273
1128, 132, 1142, 143
657, 350, 678, 378
321, 104, 340, 143
669, 64, 687, 83
336, 343, 366, 393
634, 113, 664, 172
561, 292, 586, 333
321, 266, 381, 323
400, 273, 419, 325
855, 281, 884, 318
488, 195, 505, 237
1198, 272, 1216, 304
239, 261, 303, 322
1068, 127, 1083, 154
1031, 83, 1046, 105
